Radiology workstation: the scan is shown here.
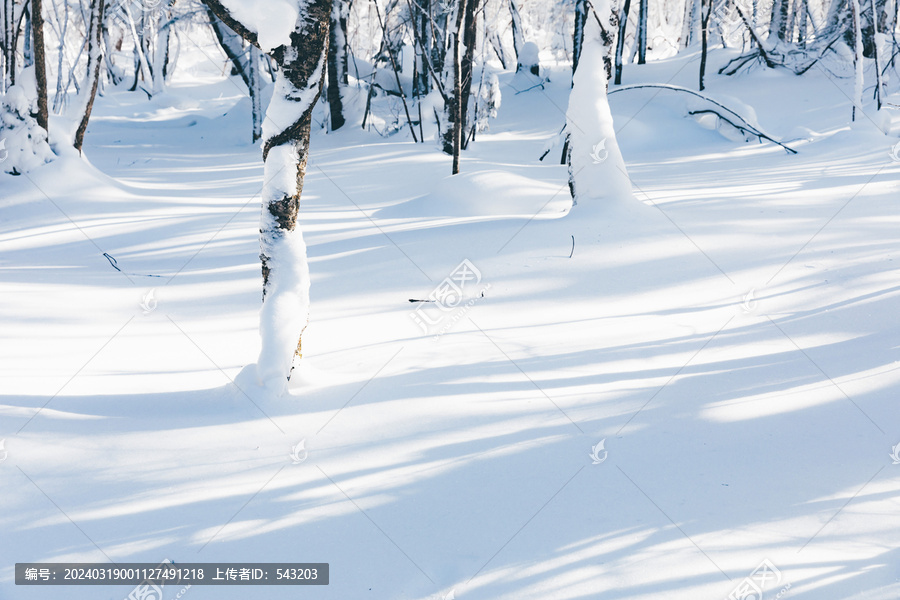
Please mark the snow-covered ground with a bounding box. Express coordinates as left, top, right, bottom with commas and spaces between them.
2, 38, 900, 600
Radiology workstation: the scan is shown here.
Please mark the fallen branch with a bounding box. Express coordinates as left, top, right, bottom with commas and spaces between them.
608, 83, 798, 154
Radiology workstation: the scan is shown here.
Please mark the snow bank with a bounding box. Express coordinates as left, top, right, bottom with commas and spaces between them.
378, 170, 570, 219
218, 0, 300, 52
0, 78, 54, 175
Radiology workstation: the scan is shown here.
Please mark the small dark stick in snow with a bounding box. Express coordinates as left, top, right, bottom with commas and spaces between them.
408, 298, 435, 303
569, 235, 575, 258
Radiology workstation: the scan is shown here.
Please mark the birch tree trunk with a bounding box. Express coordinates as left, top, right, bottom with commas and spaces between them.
202, 0, 332, 389
73, 0, 105, 152
441, 0, 467, 173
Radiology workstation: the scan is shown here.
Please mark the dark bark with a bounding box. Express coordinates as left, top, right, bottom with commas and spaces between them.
573, 0, 587, 74
459, 0, 476, 149
31, 0, 48, 133
74, 0, 106, 153
637, 0, 648, 63
699, 0, 711, 90
326, 0, 345, 130
614, 0, 632, 84
201, 0, 260, 48
509, 0, 525, 60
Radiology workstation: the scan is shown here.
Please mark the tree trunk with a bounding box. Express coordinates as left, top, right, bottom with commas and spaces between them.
1, 0, 19, 91
31, 0, 48, 133
326, 0, 345, 130
248, 46, 263, 142
769, 0, 789, 42
203, 0, 332, 388
573, 0, 588, 74
459, 0, 477, 149
440, 0, 467, 173
73, 0, 105, 152
208, 9, 263, 141
23, 3, 32, 67
850, 0, 863, 120
699, 0, 711, 90
614, 0, 632, 83
637, 0, 648, 63
508, 0, 525, 61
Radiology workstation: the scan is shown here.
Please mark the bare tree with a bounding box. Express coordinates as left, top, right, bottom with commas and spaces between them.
73, 0, 105, 152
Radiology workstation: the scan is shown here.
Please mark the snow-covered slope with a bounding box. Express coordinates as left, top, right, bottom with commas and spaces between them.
2, 41, 899, 600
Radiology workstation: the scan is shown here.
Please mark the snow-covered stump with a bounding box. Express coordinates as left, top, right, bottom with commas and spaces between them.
516, 41, 540, 76
565, 0, 634, 210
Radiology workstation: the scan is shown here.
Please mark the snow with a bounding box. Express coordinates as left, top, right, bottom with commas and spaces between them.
218, 0, 301, 52
0, 74, 54, 174
2, 33, 900, 600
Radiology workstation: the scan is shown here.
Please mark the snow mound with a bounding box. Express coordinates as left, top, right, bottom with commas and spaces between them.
379, 170, 571, 219
1, 84, 54, 175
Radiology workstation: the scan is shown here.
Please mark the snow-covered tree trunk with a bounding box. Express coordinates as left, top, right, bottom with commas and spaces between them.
769, 0, 789, 42
565, 0, 634, 208
151, 18, 171, 96
203, 0, 331, 390
73, 0, 105, 152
